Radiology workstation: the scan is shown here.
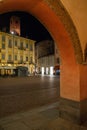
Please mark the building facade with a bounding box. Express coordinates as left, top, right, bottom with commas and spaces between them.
0, 31, 35, 76
37, 54, 55, 75
35, 40, 60, 75
54, 43, 60, 75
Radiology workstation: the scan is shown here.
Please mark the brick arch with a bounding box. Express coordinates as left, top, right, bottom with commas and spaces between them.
0, 0, 84, 100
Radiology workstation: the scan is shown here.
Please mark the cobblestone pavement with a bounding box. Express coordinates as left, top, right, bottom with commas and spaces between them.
0, 75, 60, 118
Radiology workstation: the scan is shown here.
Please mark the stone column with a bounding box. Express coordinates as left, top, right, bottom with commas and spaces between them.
59, 64, 87, 124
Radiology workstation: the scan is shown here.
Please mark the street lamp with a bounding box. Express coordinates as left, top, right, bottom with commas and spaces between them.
11, 31, 14, 35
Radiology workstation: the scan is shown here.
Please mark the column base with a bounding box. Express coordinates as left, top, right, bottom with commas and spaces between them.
59, 97, 87, 124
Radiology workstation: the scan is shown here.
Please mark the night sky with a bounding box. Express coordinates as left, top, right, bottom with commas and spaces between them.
0, 11, 53, 42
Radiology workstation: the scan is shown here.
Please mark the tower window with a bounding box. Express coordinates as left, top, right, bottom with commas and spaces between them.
16, 20, 18, 24
10, 20, 12, 24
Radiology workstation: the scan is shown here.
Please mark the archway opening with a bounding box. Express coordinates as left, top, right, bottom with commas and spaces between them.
0, 0, 79, 111
0, 10, 60, 117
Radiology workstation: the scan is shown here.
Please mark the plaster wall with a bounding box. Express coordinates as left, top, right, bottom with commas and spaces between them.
61, 0, 87, 53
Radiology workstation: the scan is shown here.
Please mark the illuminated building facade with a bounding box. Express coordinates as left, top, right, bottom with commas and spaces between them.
0, 31, 35, 76
35, 40, 60, 75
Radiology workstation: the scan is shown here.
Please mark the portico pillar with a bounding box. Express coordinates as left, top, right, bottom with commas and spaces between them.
59, 64, 87, 124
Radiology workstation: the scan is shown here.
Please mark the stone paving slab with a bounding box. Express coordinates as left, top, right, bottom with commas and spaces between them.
43, 118, 87, 130
0, 102, 87, 130
1, 121, 29, 130
40, 108, 59, 119
0, 102, 58, 130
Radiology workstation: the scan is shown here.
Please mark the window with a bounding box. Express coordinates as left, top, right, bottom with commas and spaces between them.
2, 54, 5, 60
2, 35, 5, 42
2, 43, 5, 49
15, 55, 17, 61
20, 42, 23, 49
15, 20, 18, 24
57, 58, 60, 64
30, 44, 33, 51
26, 43, 28, 48
20, 56, 23, 61
15, 40, 17, 46
30, 57, 33, 63
18, 42, 20, 49
8, 39, 12, 48
26, 57, 28, 61
8, 55, 12, 61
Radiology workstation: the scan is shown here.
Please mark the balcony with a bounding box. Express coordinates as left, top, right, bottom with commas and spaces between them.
8, 45, 12, 48
29, 61, 35, 65
7, 60, 14, 64
18, 46, 24, 50
18, 46, 21, 49
18, 60, 23, 64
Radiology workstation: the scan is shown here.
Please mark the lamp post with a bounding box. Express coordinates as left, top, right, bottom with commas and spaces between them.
11, 31, 15, 65
10, 31, 15, 76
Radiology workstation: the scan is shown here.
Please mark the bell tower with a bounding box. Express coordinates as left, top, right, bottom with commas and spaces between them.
10, 16, 20, 36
